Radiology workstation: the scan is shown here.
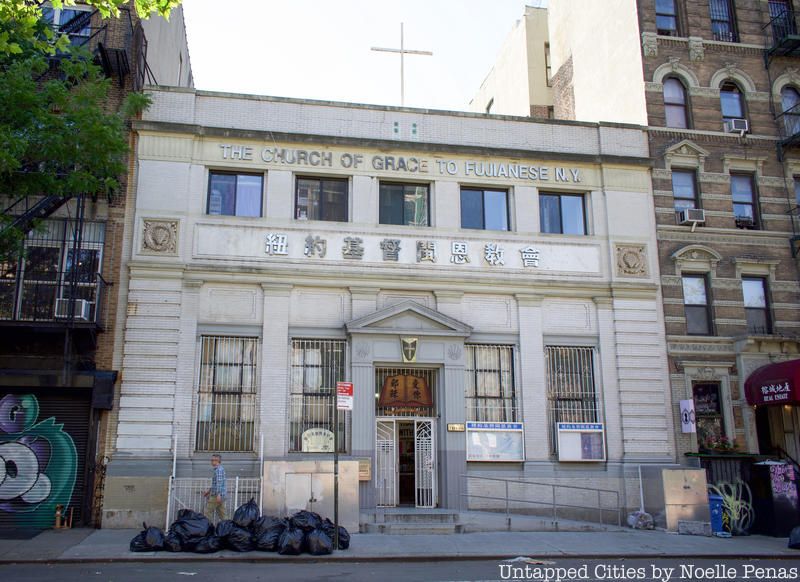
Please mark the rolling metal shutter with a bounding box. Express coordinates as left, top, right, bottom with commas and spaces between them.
0, 387, 93, 530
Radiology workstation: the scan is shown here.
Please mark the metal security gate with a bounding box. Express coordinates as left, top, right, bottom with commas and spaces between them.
0, 388, 93, 530
375, 419, 397, 507
375, 417, 436, 508
414, 419, 436, 508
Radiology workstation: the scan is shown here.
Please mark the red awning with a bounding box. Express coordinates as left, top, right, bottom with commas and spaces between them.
745, 359, 800, 406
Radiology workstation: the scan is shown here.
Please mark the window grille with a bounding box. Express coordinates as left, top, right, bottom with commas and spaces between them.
196, 336, 259, 452
289, 339, 349, 453
545, 346, 599, 454
465, 344, 518, 422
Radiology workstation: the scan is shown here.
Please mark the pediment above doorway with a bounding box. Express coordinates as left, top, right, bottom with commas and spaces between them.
345, 300, 472, 337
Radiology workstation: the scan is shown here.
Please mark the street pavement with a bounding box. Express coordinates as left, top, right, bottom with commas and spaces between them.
2, 558, 800, 582
0, 527, 796, 564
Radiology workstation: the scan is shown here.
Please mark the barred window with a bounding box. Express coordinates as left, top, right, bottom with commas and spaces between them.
289, 339, 349, 453
465, 344, 517, 422
196, 336, 259, 452
545, 346, 599, 454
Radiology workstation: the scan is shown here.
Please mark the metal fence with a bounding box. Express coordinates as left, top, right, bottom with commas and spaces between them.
167, 477, 262, 527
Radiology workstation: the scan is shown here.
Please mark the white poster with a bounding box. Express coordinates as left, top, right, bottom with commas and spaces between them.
680, 399, 696, 433
466, 422, 525, 462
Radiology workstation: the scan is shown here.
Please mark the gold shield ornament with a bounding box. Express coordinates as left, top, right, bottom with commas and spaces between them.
401, 337, 418, 363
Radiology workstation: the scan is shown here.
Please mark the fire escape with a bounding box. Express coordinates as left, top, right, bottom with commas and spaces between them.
0, 6, 152, 373
763, 3, 800, 257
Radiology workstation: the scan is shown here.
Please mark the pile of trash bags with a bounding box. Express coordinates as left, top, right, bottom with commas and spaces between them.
130, 498, 350, 555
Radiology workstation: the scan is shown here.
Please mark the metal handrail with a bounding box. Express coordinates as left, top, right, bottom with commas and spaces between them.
460, 474, 621, 526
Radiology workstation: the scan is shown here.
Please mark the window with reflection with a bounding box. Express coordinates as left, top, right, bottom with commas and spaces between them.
683, 274, 713, 335
656, 0, 679, 35
540, 193, 586, 235
710, 0, 738, 42
743, 277, 771, 334
781, 86, 800, 136
731, 174, 757, 228
295, 177, 348, 222
379, 183, 430, 226
720, 82, 745, 122
664, 78, 689, 128
207, 172, 263, 217
460, 188, 509, 231
672, 170, 698, 210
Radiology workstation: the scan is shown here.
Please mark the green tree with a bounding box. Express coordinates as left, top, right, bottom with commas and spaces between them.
0, 1, 183, 259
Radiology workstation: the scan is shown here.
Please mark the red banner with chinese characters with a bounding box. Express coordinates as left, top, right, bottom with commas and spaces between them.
378, 374, 433, 408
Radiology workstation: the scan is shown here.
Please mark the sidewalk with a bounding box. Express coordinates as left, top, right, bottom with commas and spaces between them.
0, 528, 796, 563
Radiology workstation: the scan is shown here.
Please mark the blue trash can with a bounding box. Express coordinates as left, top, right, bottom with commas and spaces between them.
708, 494, 724, 534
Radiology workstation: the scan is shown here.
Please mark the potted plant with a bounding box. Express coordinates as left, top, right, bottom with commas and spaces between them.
702, 434, 737, 454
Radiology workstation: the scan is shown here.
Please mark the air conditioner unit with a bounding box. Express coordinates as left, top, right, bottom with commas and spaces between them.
677, 208, 706, 225
54, 298, 92, 321
724, 118, 749, 134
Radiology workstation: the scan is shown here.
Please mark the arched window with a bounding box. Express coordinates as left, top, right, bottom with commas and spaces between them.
664, 77, 689, 128
720, 82, 745, 122
781, 85, 800, 136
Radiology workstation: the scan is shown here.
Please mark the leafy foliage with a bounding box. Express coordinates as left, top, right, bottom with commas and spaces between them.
0, 0, 174, 259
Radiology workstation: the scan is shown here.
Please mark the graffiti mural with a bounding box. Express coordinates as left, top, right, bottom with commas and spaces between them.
707, 479, 755, 536
0, 394, 77, 528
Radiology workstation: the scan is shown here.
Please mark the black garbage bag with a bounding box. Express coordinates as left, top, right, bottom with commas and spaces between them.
320, 518, 350, 550
789, 526, 800, 549
171, 511, 213, 544
225, 526, 255, 552
144, 524, 165, 550
336, 526, 350, 550
277, 526, 305, 555
214, 519, 236, 540
290, 510, 321, 532
129, 532, 149, 552
163, 531, 183, 552
255, 525, 284, 552
252, 515, 288, 536
233, 497, 260, 529
305, 527, 333, 556
193, 535, 224, 554
130, 522, 164, 552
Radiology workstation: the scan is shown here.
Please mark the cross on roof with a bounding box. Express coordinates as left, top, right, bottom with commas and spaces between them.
371, 23, 433, 106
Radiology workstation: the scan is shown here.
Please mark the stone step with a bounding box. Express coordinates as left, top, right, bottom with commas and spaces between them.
381, 512, 459, 524
363, 522, 464, 535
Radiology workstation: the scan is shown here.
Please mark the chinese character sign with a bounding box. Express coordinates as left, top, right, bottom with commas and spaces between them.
484, 243, 505, 266
304, 235, 327, 258
416, 240, 437, 263
378, 374, 433, 408
265, 233, 289, 255
342, 237, 365, 259
450, 241, 470, 264
380, 239, 401, 261
520, 246, 540, 267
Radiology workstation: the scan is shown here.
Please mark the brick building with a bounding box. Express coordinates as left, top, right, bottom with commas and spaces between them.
0, 2, 191, 530
480, 2, 800, 469
630, 0, 800, 463
539, 0, 800, 469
